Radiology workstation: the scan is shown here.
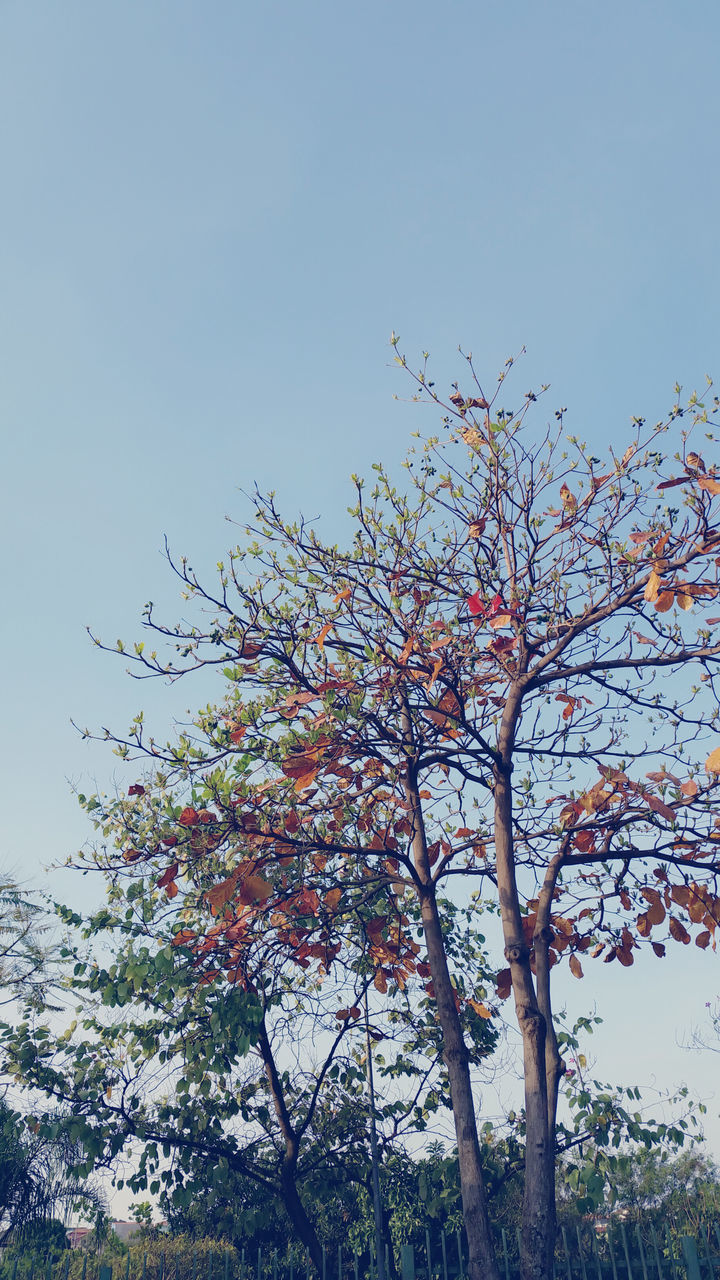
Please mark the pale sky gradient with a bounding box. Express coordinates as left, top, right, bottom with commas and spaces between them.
2, 0, 719, 1194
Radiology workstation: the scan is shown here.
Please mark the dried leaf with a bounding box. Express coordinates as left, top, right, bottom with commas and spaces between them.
495, 968, 512, 1000
569, 954, 583, 979
654, 590, 675, 612
669, 916, 691, 944
647, 794, 676, 823
312, 623, 333, 652
698, 475, 720, 495
157, 862, 179, 889
644, 571, 662, 602
468, 998, 493, 1018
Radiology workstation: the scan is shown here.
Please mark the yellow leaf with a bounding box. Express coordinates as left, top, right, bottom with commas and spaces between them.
705, 747, 720, 774
644, 571, 661, 602
467, 998, 493, 1019
676, 592, 693, 611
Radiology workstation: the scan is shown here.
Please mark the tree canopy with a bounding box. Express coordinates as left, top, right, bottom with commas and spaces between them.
8, 351, 720, 1280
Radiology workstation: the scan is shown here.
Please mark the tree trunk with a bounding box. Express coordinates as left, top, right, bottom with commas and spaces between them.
494, 693, 556, 1280
419, 888, 501, 1280
401, 724, 500, 1280
257, 1014, 325, 1274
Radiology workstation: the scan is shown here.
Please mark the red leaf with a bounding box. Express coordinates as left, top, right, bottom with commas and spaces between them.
179, 807, 200, 827
468, 592, 486, 617
656, 477, 689, 491
496, 968, 512, 1000
157, 861, 179, 889
128, 784, 145, 797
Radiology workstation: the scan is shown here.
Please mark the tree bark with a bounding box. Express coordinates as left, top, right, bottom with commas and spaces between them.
400, 706, 500, 1280
494, 690, 555, 1280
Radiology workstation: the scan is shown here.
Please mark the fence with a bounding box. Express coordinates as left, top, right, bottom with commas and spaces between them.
3, 1221, 720, 1280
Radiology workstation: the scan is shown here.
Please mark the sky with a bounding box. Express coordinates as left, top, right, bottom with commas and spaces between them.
2, 0, 720, 1203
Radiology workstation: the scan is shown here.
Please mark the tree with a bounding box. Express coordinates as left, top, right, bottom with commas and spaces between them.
3, 860, 497, 1273
0, 875, 54, 1012
0, 1097, 106, 1243
31, 352, 720, 1279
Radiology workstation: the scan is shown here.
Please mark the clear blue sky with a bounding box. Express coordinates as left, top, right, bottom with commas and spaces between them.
2, 0, 719, 1169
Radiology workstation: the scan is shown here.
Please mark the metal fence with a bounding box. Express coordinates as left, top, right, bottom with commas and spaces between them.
3, 1221, 720, 1280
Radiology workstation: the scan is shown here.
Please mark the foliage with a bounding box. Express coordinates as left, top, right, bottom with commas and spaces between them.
0, 1097, 106, 1242
0, 874, 55, 1013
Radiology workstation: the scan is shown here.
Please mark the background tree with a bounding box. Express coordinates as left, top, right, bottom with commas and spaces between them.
0, 1097, 106, 1243
0, 875, 55, 1013
2, 857, 497, 1274
18, 352, 720, 1280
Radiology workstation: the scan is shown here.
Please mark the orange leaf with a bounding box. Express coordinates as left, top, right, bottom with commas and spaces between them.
179, 807, 200, 827
654, 590, 675, 612
312, 623, 333, 652
669, 916, 691, 944
573, 830, 595, 853
680, 779, 699, 797
636, 912, 651, 937
123, 848, 144, 863
237, 874, 273, 905
698, 475, 720, 495
335, 1008, 350, 1021
397, 636, 416, 665
426, 657, 444, 690
695, 930, 712, 949
676, 592, 693, 611
324, 888, 343, 910
206, 871, 240, 913
165, 880, 178, 899
333, 587, 352, 603
705, 747, 720, 774
569, 954, 583, 979
171, 929, 196, 947
373, 968, 388, 994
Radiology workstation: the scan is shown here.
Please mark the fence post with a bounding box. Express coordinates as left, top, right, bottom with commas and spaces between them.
400, 1246, 415, 1280
679, 1238, 701, 1280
